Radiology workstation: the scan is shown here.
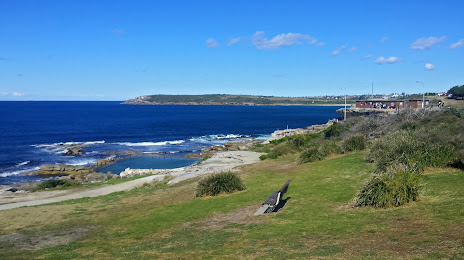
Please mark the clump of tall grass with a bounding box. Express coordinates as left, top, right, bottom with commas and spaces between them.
323, 122, 350, 139
195, 172, 246, 197
35, 179, 81, 190
366, 129, 460, 173
343, 135, 367, 152
298, 140, 343, 164
356, 165, 422, 208
259, 142, 298, 160
298, 144, 325, 164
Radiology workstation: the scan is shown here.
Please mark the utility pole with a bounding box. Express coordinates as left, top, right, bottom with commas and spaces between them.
371, 82, 374, 108
341, 87, 346, 120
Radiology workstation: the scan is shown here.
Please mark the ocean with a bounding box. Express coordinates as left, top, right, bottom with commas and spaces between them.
0, 101, 342, 185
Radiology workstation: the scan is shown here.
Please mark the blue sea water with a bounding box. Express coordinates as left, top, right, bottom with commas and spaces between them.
98, 157, 199, 174
0, 101, 342, 185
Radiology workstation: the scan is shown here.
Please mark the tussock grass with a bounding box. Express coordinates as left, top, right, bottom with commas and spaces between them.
356, 166, 422, 208
196, 172, 246, 197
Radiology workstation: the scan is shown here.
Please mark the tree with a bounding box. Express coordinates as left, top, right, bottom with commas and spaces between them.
448, 85, 464, 99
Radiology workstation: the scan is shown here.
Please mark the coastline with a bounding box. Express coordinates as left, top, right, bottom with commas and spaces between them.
0, 151, 264, 210
122, 102, 349, 107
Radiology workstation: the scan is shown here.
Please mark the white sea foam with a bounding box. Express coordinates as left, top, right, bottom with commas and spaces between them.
114, 140, 185, 147
0, 167, 40, 177
15, 161, 30, 167
67, 158, 98, 166
190, 134, 250, 142
33, 140, 105, 149
167, 140, 185, 145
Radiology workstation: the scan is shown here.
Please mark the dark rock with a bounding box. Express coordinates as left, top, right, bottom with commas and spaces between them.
6, 187, 18, 192
63, 147, 83, 156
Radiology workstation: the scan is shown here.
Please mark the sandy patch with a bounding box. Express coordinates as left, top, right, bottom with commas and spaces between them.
168, 151, 264, 184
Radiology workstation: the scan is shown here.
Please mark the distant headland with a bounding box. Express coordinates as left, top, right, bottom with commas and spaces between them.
122, 94, 351, 106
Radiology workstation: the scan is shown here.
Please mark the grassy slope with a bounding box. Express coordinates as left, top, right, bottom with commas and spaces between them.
0, 153, 463, 259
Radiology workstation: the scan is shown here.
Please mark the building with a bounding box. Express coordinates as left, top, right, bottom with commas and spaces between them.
355, 100, 406, 109
355, 99, 430, 109
408, 99, 430, 108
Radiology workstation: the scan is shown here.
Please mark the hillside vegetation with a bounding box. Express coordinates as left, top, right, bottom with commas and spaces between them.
256, 107, 464, 208
124, 94, 353, 105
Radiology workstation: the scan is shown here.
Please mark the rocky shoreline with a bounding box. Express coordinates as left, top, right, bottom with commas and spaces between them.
1, 119, 334, 194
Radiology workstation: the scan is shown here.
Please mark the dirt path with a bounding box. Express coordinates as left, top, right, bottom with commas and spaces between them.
0, 151, 263, 211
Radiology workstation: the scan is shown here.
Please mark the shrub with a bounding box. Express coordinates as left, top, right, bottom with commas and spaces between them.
298, 144, 325, 164
261, 143, 298, 160
324, 123, 349, 139
356, 166, 422, 208
367, 129, 460, 173
196, 172, 246, 197
320, 140, 343, 156
36, 179, 80, 190
269, 136, 290, 145
349, 117, 383, 139
290, 134, 307, 147
343, 135, 366, 152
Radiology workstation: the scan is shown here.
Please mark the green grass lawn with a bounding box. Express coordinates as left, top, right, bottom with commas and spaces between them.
1, 153, 463, 259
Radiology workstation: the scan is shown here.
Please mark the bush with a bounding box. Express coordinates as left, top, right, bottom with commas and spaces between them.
298, 144, 325, 164
349, 117, 383, 139
196, 172, 246, 197
343, 135, 366, 152
260, 143, 298, 160
367, 129, 460, 173
319, 139, 343, 156
36, 179, 80, 190
356, 167, 422, 208
269, 136, 290, 145
324, 123, 349, 139
290, 134, 307, 147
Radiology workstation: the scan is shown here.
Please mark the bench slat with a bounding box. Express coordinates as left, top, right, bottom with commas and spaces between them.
263, 191, 279, 205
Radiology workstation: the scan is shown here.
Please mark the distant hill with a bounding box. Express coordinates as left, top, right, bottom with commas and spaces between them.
122, 94, 352, 106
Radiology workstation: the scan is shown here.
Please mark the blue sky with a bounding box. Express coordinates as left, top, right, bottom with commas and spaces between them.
1, 0, 463, 100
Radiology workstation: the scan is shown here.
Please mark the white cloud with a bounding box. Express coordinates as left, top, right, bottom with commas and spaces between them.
251, 31, 318, 49
205, 38, 219, 48
228, 37, 241, 46
375, 56, 401, 64
348, 47, 357, 52
0, 91, 24, 97
362, 54, 373, 59
380, 37, 389, 43
410, 36, 446, 50
317, 42, 326, 46
449, 39, 464, 49
424, 63, 435, 70
331, 45, 346, 56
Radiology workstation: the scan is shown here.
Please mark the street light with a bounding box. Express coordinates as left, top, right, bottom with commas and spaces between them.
341, 87, 346, 120
416, 81, 425, 108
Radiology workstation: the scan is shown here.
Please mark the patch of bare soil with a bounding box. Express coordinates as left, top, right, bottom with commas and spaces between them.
183, 204, 265, 231
0, 226, 97, 251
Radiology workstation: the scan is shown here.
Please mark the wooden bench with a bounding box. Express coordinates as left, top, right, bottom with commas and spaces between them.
254, 179, 292, 215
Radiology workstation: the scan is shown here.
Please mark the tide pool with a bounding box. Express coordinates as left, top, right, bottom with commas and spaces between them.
98, 156, 199, 174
